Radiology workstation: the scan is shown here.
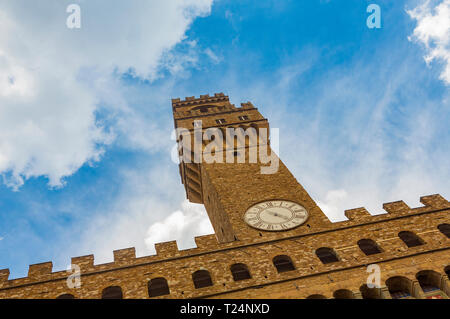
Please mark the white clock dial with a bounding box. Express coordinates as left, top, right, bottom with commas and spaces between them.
244, 200, 308, 231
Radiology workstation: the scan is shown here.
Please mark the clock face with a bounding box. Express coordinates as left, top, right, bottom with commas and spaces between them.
244, 200, 308, 231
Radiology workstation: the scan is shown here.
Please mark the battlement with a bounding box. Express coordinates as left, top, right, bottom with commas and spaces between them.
240, 102, 254, 109
0, 269, 9, 285
28, 262, 53, 280
0, 233, 223, 287
71, 254, 95, 271
171, 93, 263, 129
339, 194, 450, 224
113, 248, 136, 266
172, 93, 228, 108
0, 194, 447, 292
344, 207, 372, 221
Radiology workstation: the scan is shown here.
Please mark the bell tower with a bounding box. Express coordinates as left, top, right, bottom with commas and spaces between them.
172, 93, 331, 244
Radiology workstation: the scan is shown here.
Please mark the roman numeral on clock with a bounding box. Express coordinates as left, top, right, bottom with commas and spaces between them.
254, 221, 264, 228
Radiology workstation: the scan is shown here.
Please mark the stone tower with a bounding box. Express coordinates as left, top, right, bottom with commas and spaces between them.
172, 93, 331, 244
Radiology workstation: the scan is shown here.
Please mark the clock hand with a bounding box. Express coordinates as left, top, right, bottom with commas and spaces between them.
266, 210, 290, 221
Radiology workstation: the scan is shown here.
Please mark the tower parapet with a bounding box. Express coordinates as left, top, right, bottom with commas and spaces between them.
172, 93, 228, 108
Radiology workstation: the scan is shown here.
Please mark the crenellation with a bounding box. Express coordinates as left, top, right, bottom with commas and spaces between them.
240, 102, 254, 109
172, 93, 229, 108
0, 193, 448, 297
344, 207, 372, 222
71, 254, 94, 272
194, 234, 219, 251
28, 262, 53, 280
382, 200, 411, 215
0, 269, 9, 287
420, 194, 450, 209
155, 240, 180, 258
113, 248, 136, 265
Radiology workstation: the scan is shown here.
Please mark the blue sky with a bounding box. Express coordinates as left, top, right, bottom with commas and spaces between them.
0, 0, 449, 279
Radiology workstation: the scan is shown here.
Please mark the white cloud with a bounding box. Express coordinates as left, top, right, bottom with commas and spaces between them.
317, 189, 348, 222
63, 161, 214, 266
144, 200, 214, 253
0, 1, 213, 188
407, 0, 450, 84
204, 48, 222, 64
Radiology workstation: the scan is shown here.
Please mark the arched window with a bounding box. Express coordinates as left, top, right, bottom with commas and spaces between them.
148, 277, 170, 298
230, 263, 251, 281
273, 255, 295, 273
416, 270, 443, 297
360, 284, 383, 299
333, 289, 355, 299
357, 239, 382, 255
101, 286, 123, 299
438, 224, 450, 238
386, 276, 414, 299
56, 293, 75, 299
398, 231, 424, 248
192, 270, 213, 289
316, 247, 339, 264
306, 294, 326, 299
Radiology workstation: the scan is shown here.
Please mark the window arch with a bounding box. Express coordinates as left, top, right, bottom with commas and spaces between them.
359, 284, 383, 299
101, 286, 123, 299
56, 293, 75, 299
398, 231, 424, 248
438, 224, 450, 238
272, 255, 295, 273
192, 270, 213, 289
230, 263, 251, 281
333, 289, 355, 299
386, 276, 414, 299
306, 294, 326, 299
148, 277, 170, 298
357, 239, 382, 255
416, 270, 442, 294
316, 247, 339, 264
